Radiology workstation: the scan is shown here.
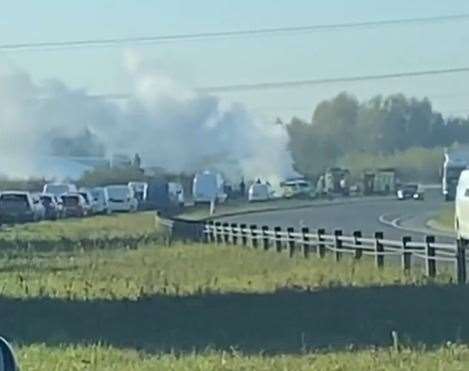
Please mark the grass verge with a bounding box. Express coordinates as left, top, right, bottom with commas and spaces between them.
432, 205, 455, 231
3, 242, 467, 368
16, 343, 469, 371
0, 212, 162, 249
0, 244, 446, 300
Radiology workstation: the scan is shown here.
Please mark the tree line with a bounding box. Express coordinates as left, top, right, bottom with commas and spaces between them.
286, 92, 469, 178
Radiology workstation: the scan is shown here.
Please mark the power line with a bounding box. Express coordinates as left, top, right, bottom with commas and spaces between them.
2, 13, 469, 52
48, 66, 469, 100
198, 67, 469, 92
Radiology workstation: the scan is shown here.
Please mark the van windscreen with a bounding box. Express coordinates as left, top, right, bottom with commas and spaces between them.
62, 196, 79, 207
0, 194, 29, 209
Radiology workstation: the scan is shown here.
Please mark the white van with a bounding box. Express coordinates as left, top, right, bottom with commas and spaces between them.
192, 171, 227, 204
106, 185, 138, 213
455, 170, 469, 241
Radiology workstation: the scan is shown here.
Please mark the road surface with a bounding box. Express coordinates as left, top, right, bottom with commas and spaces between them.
217, 189, 454, 244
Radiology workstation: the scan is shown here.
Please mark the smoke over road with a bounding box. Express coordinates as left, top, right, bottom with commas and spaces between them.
0, 55, 295, 183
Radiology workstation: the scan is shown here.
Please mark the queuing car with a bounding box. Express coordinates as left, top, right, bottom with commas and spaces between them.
91, 187, 111, 214
60, 193, 88, 218
40, 193, 64, 220
280, 178, 313, 199
106, 185, 138, 213
78, 189, 98, 215
248, 182, 274, 202
0, 191, 45, 223
396, 184, 424, 200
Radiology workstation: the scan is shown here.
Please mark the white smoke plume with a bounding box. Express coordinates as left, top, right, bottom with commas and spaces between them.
0, 54, 295, 184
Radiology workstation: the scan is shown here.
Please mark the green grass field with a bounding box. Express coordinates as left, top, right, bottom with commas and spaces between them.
0, 244, 445, 300
1, 239, 468, 369
0, 212, 163, 250
16, 343, 469, 370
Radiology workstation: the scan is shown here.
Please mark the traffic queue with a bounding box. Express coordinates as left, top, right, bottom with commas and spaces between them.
0, 180, 184, 225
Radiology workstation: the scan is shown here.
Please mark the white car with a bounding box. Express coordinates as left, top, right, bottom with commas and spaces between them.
281, 179, 313, 199
248, 183, 273, 202
455, 170, 469, 242
106, 185, 138, 213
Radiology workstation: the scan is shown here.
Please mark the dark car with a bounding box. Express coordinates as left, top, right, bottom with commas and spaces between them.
0, 191, 44, 224
396, 184, 424, 200
60, 194, 88, 218
40, 193, 63, 220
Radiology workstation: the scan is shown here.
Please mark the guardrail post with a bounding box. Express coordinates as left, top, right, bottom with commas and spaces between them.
374, 232, 384, 269
353, 231, 362, 260
274, 227, 282, 253
334, 230, 343, 262
240, 224, 248, 247
222, 222, 230, 244
425, 235, 436, 278
250, 225, 258, 248
401, 236, 412, 273
204, 222, 211, 243
302, 227, 310, 258
456, 239, 467, 284
231, 223, 238, 245
317, 228, 326, 258
287, 227, 295, 258
207, 221, 214, 243
214, 222, 222, 244
262, 226, 270, 250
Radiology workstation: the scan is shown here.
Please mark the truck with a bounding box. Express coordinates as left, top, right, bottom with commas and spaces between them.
144, 180, 185, 211
363, 168, 396, 195
192, 171, 227, 205
442, 149, 469, 201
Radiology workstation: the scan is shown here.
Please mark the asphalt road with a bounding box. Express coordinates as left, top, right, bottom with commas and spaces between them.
218, 189, 454, 244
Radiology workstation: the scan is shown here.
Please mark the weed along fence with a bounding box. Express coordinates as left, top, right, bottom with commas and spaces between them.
203, 221, 467, 284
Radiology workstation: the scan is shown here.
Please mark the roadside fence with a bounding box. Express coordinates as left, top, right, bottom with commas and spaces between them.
203, 221, 466, 284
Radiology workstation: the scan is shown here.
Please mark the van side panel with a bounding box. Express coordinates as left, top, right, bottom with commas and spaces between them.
456, 171, 469, 239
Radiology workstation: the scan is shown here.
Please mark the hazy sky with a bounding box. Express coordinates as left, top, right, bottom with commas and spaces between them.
3, 1, 469, 121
